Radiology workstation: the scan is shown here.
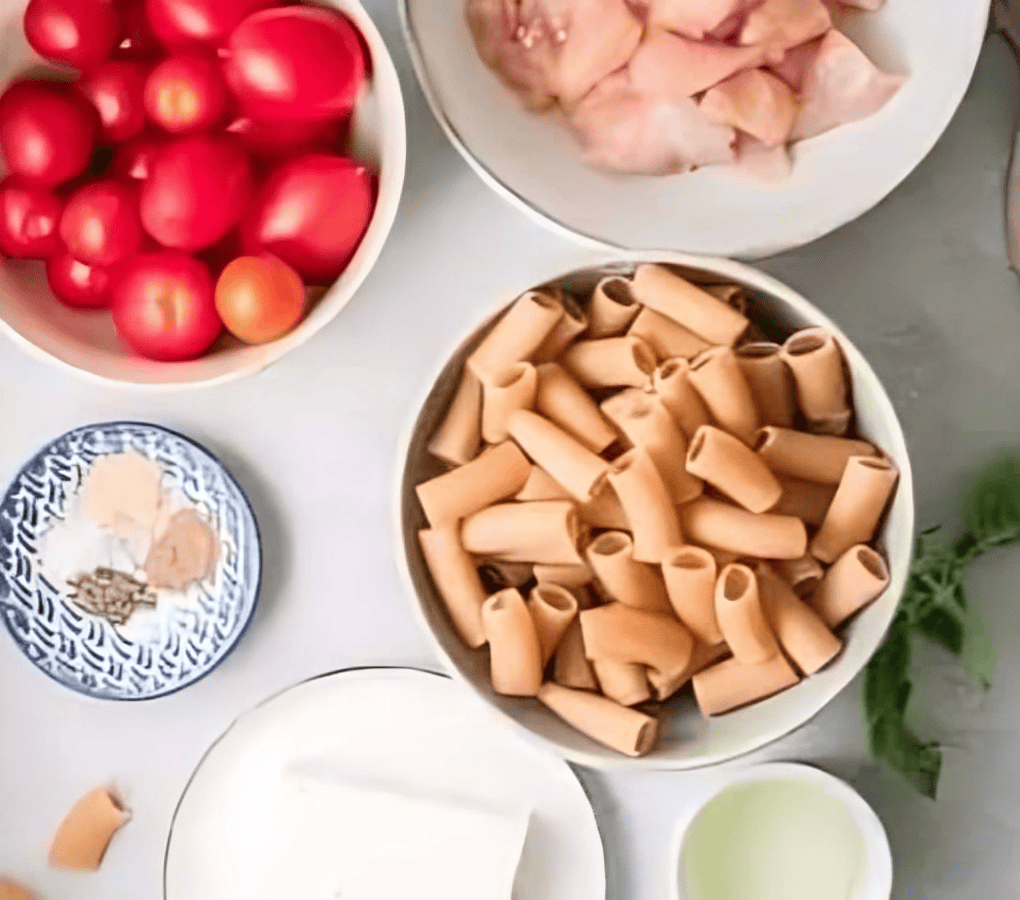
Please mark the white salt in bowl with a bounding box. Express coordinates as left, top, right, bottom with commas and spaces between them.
0, 0, 406, 388
401, 0, 989, 258
396, 249, 914, 770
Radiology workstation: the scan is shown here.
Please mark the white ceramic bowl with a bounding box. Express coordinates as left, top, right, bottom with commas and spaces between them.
396, 248, 914, 769
669, 762, 892, 900
0, 0, 406, 388
401, 0, 988, 258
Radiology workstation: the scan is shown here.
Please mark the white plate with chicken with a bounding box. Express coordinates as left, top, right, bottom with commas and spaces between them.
401, 0, 989, 258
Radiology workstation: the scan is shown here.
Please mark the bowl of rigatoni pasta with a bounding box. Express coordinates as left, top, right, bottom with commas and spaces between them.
397, 250, 913, 769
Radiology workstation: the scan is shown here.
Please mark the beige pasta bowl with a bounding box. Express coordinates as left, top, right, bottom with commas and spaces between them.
396, 249, 913, 770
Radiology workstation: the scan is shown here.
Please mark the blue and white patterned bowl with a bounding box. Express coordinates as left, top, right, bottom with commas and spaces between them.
0, 422, 261, 700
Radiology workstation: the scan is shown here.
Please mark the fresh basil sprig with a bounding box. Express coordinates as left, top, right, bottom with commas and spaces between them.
864, 458, 1019, 798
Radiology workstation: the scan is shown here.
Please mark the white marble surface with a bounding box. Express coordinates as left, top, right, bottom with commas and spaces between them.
2, 4, 1020, 898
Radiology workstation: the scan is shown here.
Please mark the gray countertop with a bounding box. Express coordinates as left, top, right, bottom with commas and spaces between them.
1, 6, 1019, 899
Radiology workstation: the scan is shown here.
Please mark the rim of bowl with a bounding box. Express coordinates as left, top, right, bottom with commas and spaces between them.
393, 247, 915, 771
399, 0, 990, 259
0, 420, 263, 700
667, 761, 893, 900
0, 0, 407, 391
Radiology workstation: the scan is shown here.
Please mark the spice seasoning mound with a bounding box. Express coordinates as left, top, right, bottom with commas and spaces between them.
67, 567, 157, 626
145, 509, 218, 590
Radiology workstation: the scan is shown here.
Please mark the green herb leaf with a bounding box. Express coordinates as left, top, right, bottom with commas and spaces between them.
864, 455, 1018, 797
963, 457, 1020, 551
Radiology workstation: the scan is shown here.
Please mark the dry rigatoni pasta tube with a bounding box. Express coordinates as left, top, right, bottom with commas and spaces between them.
714, 563, 780, 664
661, 546, 722, 645
529, 583, 579, 666
428, 370, 482, 466
534, 290, 588, 362
580, 603, 694, 688
467, 290, 564, 378
811, 410, 853, 437
775, 555, 825, 597
419, 526, 488, 648
688, 346, 760, 445
480, 362, 538, 444
647, 640, 729, 701
653, 358, 712, 438
534, 363, 618, 453
782, 328, 850, 432
736, 342, 796, 428
533, 562, 593, 590
692, 654, 799, 716
508, 409, 610, 501
560, 336, 657, 390
0, 878, 34, 900
516, 465, 572, 501
628, 307, 710, 360
773, 477, 837, 526
538, 682, 658, 757
705, 547, 741, 568
479, 560, 534, 590
553, 619, 599, 690
608, 449, 684, 563
416, 441, 531, 526
578, 484, 631, 530
686, 425, 782, 514
756, 563, 842, 675
588, 274, 640, 338
482, 588, 543, 696
593, 660, 651, 706
585, 531, 672, 613
811, 544, 890, 628
703, 283, 745, 308
755, 427, 877, 484
49, 786, 130, 871
602, 388, 703, 504
461, 501, 586, 565
811, 456, 899, 563
631, 264, 749, 345
682, 497, 807, 559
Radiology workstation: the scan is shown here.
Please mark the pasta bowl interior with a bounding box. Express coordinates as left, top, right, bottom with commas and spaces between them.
0, 0, 406, 389
398, 250, 914, 769
401, 0, 988, 258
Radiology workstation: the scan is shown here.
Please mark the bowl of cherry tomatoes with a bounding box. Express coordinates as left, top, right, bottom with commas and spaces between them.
0, 0, 406, 387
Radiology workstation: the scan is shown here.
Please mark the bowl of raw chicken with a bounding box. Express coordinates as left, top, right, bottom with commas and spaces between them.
401, 0, 989, 258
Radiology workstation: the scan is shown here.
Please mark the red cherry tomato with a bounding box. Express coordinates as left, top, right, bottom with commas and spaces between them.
223, 7, 366, 124
0, 80, 99, 186
46, 251, 112, 308
214, 253, 306, 344
111, 132, 163, 181
226, 114, 346, 159
79, 60, 149, 142
116, 0, 162, 59
140, 134, 252, 251
144, 54, 227, 134
24, 0, 121, 70
145, 0, 275, 47
111, 250, 222, 360
244, 154, 374, 284
0, 175, 63, 259
59, 179, 142, 266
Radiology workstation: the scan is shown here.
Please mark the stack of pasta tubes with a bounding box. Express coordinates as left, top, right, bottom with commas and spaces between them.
415, 263, 898, 758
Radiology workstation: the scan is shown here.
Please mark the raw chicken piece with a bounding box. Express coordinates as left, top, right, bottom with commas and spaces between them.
466, 0, 644, 111
630, 29, 764, 100
701, 68, 797, 147
792, 29, 903, 140
733, 133, 793, 181
645, 0, 745, 39
570, 71, 737, 175
740, 0, 831, 58
768, 35, 823, 91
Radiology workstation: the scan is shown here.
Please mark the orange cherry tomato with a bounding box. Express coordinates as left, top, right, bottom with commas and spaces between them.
214, 254, 306, 344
